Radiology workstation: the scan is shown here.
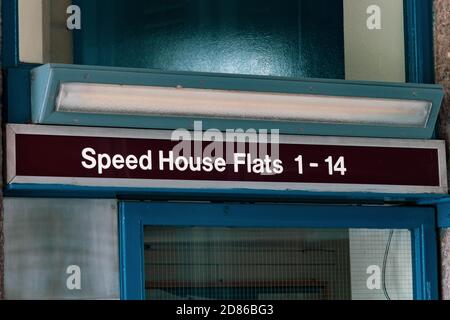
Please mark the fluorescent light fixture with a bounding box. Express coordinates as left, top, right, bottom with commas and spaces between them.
56, 82, 432, 127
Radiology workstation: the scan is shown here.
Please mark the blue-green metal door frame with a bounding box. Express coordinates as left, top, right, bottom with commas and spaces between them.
119, 202, 438, 300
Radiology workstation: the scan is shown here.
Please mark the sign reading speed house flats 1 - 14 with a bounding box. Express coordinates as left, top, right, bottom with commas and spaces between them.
6, 124, 448, 194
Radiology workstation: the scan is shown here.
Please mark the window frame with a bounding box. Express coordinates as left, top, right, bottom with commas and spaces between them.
403, 0, 435, 84
119, 201, 438, 300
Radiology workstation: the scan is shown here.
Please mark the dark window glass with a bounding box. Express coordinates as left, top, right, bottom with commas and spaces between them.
22, 0, 407, 82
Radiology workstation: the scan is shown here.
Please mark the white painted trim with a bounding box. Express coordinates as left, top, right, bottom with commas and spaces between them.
18, 0, 73, 64
18, 0, 45, 63
6, 125, 17, 184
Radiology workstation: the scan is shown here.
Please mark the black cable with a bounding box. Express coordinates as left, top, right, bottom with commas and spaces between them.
382, 230, 394, 300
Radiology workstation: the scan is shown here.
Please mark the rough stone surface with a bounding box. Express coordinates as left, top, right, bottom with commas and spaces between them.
435, 0, 450, 300
434, 0, 450, 84
435, 0, 450, 177
441, 229, 450, 300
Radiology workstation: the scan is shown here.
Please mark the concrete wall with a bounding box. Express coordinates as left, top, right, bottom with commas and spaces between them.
3, 198, 119, 300
18, 0, 72, 64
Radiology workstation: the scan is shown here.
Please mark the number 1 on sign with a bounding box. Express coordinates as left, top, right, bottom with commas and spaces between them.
295, 155, 303, 174
325, 156, 347, 176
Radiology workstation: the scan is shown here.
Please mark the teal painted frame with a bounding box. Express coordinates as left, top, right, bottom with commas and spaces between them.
437, 203, 450, 228
5, 182, 450, 203
403, 0, 435, 84
31, 64, 444, 139
119, 202, 439, 300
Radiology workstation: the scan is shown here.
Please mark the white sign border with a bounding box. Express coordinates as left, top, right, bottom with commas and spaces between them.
6, 124, 448, 195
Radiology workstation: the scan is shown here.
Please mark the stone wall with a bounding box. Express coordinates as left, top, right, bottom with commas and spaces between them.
435, 0, 450, 300
435, 0, 450, 157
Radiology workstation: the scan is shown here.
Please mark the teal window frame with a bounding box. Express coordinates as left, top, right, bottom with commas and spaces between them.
2, 0, 435, 83
119, 202, 439, 300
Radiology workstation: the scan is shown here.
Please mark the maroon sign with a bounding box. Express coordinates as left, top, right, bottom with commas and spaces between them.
6, 125, 447, 194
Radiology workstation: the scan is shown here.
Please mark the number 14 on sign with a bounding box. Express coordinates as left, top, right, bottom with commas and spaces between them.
295, 155, 347, 175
